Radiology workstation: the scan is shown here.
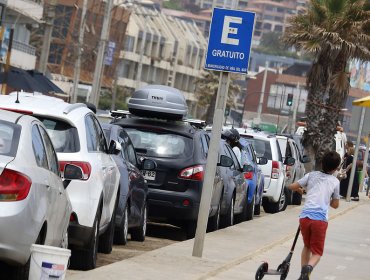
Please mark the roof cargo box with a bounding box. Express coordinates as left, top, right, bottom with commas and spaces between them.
128, 85, 188, 120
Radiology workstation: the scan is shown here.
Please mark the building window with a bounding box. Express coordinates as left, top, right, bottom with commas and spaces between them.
124, 35, 134, 52
263, 23, 272, 30
274, 25, 283, 32
48, 43, 63, 64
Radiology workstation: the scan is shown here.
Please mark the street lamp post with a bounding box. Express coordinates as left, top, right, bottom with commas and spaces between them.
255, 61, 268, 125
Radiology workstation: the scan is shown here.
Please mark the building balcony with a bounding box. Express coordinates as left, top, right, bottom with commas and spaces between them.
6, 0, 43, 23
2, 38, 37, 69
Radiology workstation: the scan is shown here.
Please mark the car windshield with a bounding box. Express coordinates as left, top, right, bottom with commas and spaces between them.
242, 137, 272, 160
125, 128, 193, 158
37, 117, 80, 153
0, 121, 20, 156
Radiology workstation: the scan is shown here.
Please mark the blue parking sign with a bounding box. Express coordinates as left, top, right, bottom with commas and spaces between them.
205, 8, 255, 74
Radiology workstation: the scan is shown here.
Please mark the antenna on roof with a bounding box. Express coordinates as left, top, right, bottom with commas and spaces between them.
15, 91, 20, 103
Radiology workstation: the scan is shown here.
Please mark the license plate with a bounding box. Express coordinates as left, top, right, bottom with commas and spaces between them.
141, 170, 156, 181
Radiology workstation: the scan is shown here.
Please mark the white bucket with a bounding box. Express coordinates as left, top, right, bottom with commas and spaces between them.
29, 244, 71, 280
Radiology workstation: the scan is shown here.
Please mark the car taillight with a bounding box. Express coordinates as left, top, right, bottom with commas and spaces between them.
271, 161, 280, 179
59, 161, 91, 180
0, 169, 32, 201
244, 172, 253, 180
179, 165, 204, 181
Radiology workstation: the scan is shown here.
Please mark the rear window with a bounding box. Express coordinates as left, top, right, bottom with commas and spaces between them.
125, 128, 193, 158
0, 120, 20, 156
37, 117, 80, 153
242, 136, 272, 160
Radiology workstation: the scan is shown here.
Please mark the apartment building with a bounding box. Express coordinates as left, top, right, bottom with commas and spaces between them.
196, 0, 246, 9
118, 6, 207, 108
247, 0, 307, 45
0, 0, 43, 70
36, 0, 130, 97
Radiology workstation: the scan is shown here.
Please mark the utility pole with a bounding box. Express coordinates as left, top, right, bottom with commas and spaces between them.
256, 61, 268, 124
290, 83, 300, 134
38, 0, 57, 75
71, 0, 88, 104
90, 0, 113, 107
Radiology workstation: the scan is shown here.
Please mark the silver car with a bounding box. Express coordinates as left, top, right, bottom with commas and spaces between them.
0, 109, 75, 278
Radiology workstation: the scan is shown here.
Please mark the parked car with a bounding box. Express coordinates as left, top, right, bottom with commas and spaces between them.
276, 134, 310, 205
0, 109, 81, 279
239, 137, 265, 219
236, 128, 288, 213
102, 123, 156, 245
111, 85, 232, 238
0, 92, 121, 270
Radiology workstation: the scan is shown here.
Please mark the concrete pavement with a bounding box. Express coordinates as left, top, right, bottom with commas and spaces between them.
67, 193, 369, 280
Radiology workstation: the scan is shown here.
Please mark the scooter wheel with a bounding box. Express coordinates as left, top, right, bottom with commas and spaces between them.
255, 262, 268, 280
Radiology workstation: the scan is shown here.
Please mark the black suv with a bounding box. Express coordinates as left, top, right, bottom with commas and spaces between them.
112, 116, 226, 238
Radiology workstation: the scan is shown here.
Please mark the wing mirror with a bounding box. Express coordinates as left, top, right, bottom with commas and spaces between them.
62, 164, 84, 189
141, 158, 157, 170
108, 140, 122, 155
301, 155, 311, 163
243, 164, 254, 172
218, 155, 233, 167
284, 157, 296, 166
257, 157, 268, 165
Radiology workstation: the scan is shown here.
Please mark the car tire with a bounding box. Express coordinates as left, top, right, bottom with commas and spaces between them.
220, 196, 234, 228
183, 221, 197, 239
254, 194, 262, 216
292, 191, 302, 205
207, 200, 221, 232
114, 203, 129, 245
70, 210, 100, 270
99, 199, 117, 254
131, 203, 147, 242
13, 258, 30, 280
263, 187, 288, 214
246, 193, 255, 221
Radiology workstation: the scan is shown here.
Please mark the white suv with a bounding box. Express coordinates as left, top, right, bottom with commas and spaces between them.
276, 135, 308, 205
0, 93, 120, 270
236, 128, 287, 213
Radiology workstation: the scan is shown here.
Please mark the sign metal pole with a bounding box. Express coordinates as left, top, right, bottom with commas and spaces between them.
192, 71, 229, 257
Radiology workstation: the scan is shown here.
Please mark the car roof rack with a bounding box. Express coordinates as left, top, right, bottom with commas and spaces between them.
110, 110, 131, 119
183, 119, 207, 129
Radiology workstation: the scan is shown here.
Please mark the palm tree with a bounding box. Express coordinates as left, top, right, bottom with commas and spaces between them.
195, 71, 241, 124
284, 0, 370, 169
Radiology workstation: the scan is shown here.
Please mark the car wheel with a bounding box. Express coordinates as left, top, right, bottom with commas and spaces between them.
70, 210, 100, 270
254, 194, 262, 216
279, 188, 288, 212
221, 196, 234, 228
263, 186, 287, 214
183, 221, 197, 239
207, 200, 221, 232
13, 234, 41, 280
131, 203, 147, 242
246, 193, 255, 221
292, 191, 302, 205
114, 204, 129, 245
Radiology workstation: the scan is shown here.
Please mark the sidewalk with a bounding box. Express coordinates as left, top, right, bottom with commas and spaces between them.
67, 193, 369, 280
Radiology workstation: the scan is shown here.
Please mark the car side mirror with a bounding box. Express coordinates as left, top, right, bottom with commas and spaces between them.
243, 164, 254, 172
284, 157, 296, 166
108, 140, 121, 155
257, 157, 268, 165
141, 158, 157, 170
301, 155, 311, 163
63, 164, 84, 182
218, 155, 233, 167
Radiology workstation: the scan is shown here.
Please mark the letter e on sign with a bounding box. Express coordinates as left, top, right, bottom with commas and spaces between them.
221, 16, 242, 46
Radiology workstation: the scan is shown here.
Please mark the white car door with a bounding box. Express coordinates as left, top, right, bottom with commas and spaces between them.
31, 124, 58, 245
91, 116, 118, 227
39, 125, 70, 246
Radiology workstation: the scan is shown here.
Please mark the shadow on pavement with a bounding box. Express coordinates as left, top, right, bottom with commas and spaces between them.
146, 222, 187, 241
